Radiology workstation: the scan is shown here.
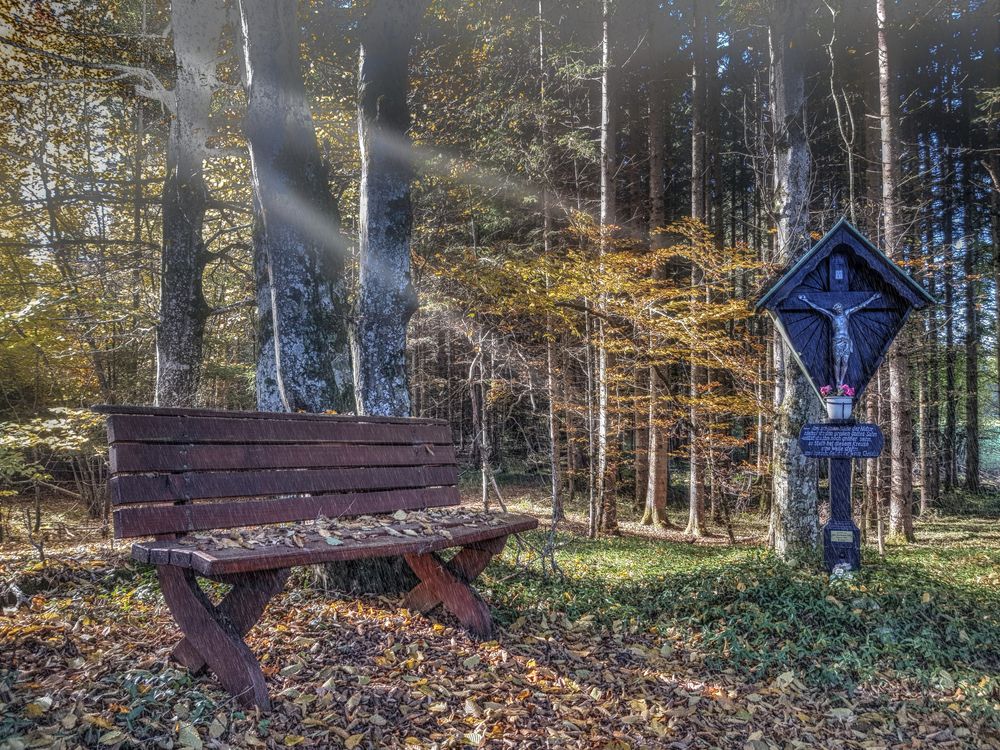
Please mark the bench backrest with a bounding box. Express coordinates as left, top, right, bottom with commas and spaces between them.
95, 406, 460, 539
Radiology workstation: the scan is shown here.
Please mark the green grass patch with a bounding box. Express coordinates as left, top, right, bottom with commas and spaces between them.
488, 515, 1000, 716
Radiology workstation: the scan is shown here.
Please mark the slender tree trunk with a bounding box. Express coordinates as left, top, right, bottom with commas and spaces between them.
352, 0, 428, 416
927, 264, 940, 506
642, 57, 671, 528
942, 149, 957, 489
596, 0, 618, 534
538, 0, 563, 521
920, 184, 938, 514
685, 0, 706, 538
767, 0, 819, 561
988, 152, 1000, 420
964, 175, 980, 493
239, 0, 353, 413
155, 0, 225, 407
876, 0, 914, 541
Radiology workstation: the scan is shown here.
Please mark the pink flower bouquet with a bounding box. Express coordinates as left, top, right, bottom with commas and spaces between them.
820, 384, 854, 397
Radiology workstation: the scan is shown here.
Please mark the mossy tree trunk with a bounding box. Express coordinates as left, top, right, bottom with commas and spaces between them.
767, 0, 820, 562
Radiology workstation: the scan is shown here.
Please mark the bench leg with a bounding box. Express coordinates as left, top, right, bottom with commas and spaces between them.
157, 566, 277, 711
172, 569, 289, 675
403, 536, 507, 639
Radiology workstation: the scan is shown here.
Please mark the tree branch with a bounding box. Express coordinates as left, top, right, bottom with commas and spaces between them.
0, 37, 174, 112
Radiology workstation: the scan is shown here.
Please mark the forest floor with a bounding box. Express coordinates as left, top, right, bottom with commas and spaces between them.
1, 488, 999, 749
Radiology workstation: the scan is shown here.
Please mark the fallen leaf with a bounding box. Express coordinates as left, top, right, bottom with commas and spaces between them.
177, 722, 203, 749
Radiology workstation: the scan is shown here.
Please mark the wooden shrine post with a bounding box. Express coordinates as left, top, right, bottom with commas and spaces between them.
756, 218, 934, 572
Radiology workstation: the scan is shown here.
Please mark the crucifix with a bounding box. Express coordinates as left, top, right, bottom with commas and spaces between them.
780, 251, 895, 395
757, 218, 935, 573
797, 292, 881, 385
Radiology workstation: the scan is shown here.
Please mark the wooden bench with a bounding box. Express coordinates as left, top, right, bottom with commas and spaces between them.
94, 405, 537, 711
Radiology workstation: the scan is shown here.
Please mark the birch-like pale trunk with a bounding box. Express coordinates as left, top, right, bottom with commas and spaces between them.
919, 189, 938, 514
685, 0, 707, 537
538, 0, 563, 521
238, 0, 353, 414
352, 0, 428, 417
989, 153, 1000, 419
876, 0, 914, 541
155, 0, 225, 407
768, 0, 820, 561
596, 0, 618, 534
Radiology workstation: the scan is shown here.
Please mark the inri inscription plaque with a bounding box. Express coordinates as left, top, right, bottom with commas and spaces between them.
798, 423, 883, 459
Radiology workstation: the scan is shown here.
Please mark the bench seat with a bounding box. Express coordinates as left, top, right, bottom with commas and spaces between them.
132, 510, 538, 576
95, 405, 538, 711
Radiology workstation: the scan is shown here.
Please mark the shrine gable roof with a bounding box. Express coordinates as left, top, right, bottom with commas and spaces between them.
754, 217, 936, 312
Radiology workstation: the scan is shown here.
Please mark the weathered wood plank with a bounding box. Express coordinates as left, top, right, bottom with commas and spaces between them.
110, 465, 458, 505
404, 552, 494, 638
110, 442, 456, 474
157, 566, 271, 710
131, 514, 538, 576
114, 486, 461, 538
172, 569, 289, 675
403, 536, 506, 614
94, 404, 446, 425
106, 414, 450, 446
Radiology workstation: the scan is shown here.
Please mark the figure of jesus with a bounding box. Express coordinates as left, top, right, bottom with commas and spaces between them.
797, 292, 881, 387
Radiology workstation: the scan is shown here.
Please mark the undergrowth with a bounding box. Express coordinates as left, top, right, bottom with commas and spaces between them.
489, 517, 1000, 718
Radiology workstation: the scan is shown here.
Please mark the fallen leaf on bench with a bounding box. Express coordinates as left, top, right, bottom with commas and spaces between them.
324, 536, 344, 546
392, 510, 409, 521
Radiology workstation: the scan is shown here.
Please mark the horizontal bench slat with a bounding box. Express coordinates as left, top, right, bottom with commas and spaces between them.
132, 513, 538, 576
114, 486, 460, 538
107, 414, 451, 445
94, 404, 446, 425
111, 465, 458, 505
110, 442, 456, 474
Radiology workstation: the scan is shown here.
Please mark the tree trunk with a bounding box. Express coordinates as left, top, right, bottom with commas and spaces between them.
155, 0, 225, 407
767, 0, 819, 561
964, 173, 980, 493
876, 0, 914, 541
942, 150, 957, 489
989, 152, 1000, 420
238, 0, 353, 413
685, 0, 707, 538
352, 0, 428, 416
538, 0, 563, 522
920, 188, 938, 514
642, 58, 671, 528
596, 0, 618, 534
